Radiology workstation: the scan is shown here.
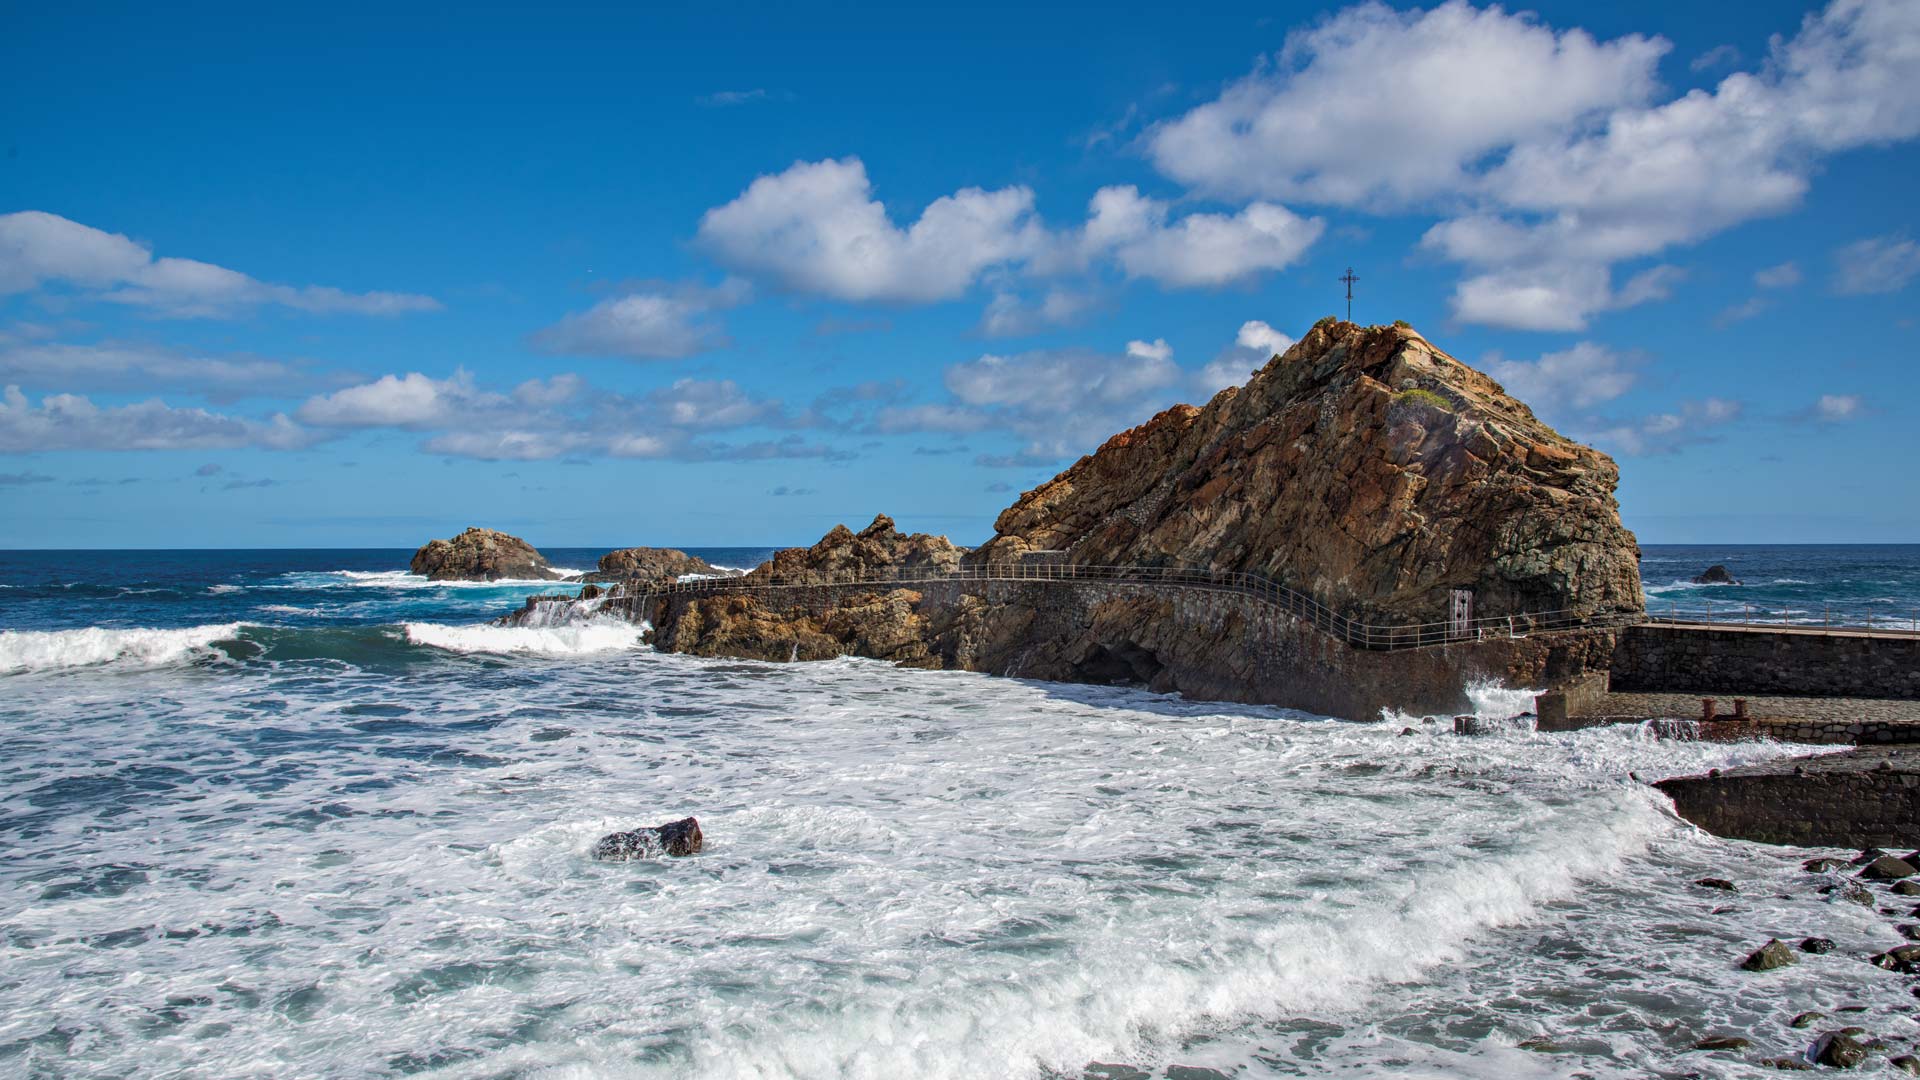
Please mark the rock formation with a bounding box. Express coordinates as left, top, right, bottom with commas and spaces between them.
1693, 564, 1740, 585
594, 817, 703, 859
637, 320, 1645, 718
410, 527, 561, 581
583, 547, 723, 584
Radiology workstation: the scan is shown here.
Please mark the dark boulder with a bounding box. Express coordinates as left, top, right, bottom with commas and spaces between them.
1805, 857, 1847, 873
1851, 847, 1889, 866
1813, 1031, 1868, 1068
593, 817, 703, 860
1691, 1035, 1750, 1051
1820, 881, 1876, 906
1692, 565, 1740, 585
1893, 1055, 1920, 1076
1696, 877, 1738, 892
1790, 1010, 1826, 1028
1858, 855, 1917, 880
1740, 939, 1798, 971
411, 527, 561, 582
1800, 937, 1835, 954
1895, 880, 1920, 896
1871, 944, 1920, 973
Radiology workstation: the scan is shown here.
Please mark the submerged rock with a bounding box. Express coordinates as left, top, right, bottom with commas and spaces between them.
1800, 938, 1835, 954
1697, 877, 1738, 892
1805, 857, 1847, 873
410, 527, 560, 582
1692, 565, 1740, 585
1692, 1035, 1751, 1051
593, 817, 703, 860
1791, 1010, 1827, 1028
1740, 939, 1799, 971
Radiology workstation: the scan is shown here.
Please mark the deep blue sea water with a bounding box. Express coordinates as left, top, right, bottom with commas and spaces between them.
1, 544, 1916, 1078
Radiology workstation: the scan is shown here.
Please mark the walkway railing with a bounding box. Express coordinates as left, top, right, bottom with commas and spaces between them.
522, 562, 1651, 652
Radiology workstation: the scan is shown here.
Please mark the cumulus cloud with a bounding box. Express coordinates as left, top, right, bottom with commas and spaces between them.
1078, 186, 1324, 288
696, 157, 1045, 302
1482, 342, 1638, 415
978, 287, 1101, 337
1194, 320, 1297, 395
0, 384, 313, 452
1146, 1, 1666, 207
531, 279, 748, 359
1832, 234, 1920, 295
1798, 393, 1866, 422
0, 211, 439, 318
1588, 398, 1742, 456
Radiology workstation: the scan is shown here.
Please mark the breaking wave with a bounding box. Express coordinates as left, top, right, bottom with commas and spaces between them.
401, 618, 645, 656
0, 623, 244, 674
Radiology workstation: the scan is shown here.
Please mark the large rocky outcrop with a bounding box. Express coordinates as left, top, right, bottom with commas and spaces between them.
648, 515, 961, 663
971, 319, 1641, 623
583, 547, 723, 585
410, 527, 560, 581
640, 320, 1645, 718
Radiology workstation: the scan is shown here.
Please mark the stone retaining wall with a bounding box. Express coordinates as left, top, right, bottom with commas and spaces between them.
1610, 624, 1920, 700
1655, 748, 1920, 847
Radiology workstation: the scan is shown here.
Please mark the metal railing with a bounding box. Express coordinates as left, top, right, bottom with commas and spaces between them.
521, 562, 1652, 653
1647, 599, 1920, 637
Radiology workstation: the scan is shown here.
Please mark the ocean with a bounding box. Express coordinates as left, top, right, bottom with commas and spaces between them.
2, 544, 1918, 1078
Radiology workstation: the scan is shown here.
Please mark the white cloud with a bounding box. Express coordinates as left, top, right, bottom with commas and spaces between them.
1714, 297, 1769, 327
0, 384, 312, 451
1755, 261, 1802, 289
0, 341, 303, 398
1832, 234, 1920, 295
1589, 398, 1741, 456
531, 280, 747, 359
0, 211, 439, 318
696, 157, 1044, 302
1483, 342, 1638, 414
978, 286, 1100, 337
1079, 186, 1323, 288
1690, 44, 1742, 72
297, 371, 477, 428
1146, 1, 1666, 207
1807, 393, 1865, 421
1234, 319, 1295, 357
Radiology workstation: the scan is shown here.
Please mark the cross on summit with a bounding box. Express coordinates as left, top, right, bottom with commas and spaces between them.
1340, 267, 1359, 322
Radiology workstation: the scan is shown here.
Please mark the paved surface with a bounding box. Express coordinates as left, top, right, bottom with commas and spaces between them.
1583, 691, 1920, 725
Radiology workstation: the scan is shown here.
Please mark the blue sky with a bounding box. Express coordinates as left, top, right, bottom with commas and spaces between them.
2, 0, 1916, 549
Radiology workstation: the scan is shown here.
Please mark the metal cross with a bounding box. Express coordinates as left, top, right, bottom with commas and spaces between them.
1339, 267, 1359, 322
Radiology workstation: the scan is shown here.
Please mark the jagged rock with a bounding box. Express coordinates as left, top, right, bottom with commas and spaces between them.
1805, 857, 1847, 872
1813, 1031, 1868, 1068
1693, 565, 1740, 585
642, 322, 1642, 720
1692, 1035, 1751, 1051
1697, 878, 1738, 892
410, 527, 560, 581
584, 547, 723, 585
594, 817, 702, 859
1800, 937, 1835, 954
1741, 939, 1798, 971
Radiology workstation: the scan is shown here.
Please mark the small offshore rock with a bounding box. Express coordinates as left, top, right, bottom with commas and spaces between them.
1805, 857, 1847, 873
1790, 1010, 1826, 1028
1813, 1031, 1869, 1069
1697, 877, 1738, 892
1693, 564, 1740, 585
1692, 1035, 1751, 1051
1858, 855, 1918, 880
1800, 938, 1836, 954
1741, 939, 1799, 971
1894, 880, 1920, 896
1871, 944, 1920, 973
593, 817, 703, 860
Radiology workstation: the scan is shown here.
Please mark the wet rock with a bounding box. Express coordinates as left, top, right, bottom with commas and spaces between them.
1697, 877, 1738, 892
1762, 1058, 1814, 1071
1693, 1035, 1752, 1051
1741, 939, 1800, 971
1800, 938, 1836, 954
1852, 848, 1890, 866
1895, 880, 1920, 896
1820, 881, 1876, 907
593, 817, 703, 860
1894, 1055, 1920, 1076
1858, 855, 1917, 880
1692, 565, 1740, 585
1083, 1065, 1151, 1080
1791, 1010, 1827, 1028
1806, 857, 1848, 873
1899, 924, 1920, 942
1515, 1036, 1563, 1053
410, 527, 561, 582
1871, 944, 1920, 973
1813, 1031, 1869, 1068
1399, 727, 1415, 736
586, 548, 724, 586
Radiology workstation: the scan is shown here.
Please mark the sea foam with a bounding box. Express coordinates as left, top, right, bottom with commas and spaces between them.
402, 617, 644, 656
0, 622, 243, 674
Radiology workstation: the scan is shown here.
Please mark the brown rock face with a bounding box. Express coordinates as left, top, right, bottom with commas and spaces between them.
971, 319, 1642, 623
587, 547, 722, 584
410, 527, 560, 581
751, 514, 964, 583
